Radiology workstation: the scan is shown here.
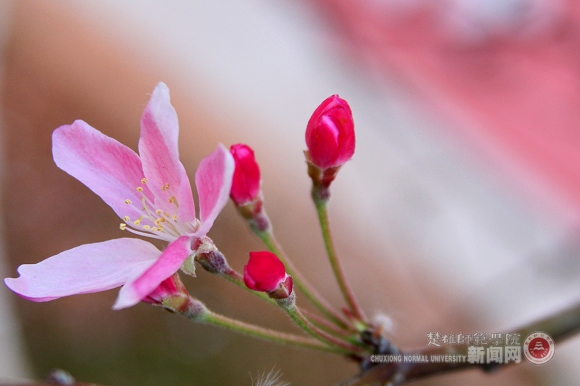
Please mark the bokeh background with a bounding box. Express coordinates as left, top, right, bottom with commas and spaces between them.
1, 1, 580, 385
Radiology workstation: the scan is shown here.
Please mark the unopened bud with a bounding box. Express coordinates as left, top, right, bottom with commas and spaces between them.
229, 144, 271, 232
230, 144, 261, 206
243, 251, 293, 299
305, 95, 355, 171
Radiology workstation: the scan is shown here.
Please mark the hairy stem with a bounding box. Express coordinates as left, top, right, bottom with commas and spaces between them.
219, 266, 361, 349
178, 297, 343, 353
284, 303, 366, 354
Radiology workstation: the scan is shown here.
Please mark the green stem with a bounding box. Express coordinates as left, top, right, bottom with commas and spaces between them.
197, 249, 360, 351
179, 297, 343, 354
301, 308, 357, 338
315, 199, 366, 322
284, 303, 366, 354
259, 230, 351, 329
219, 265, 360, 347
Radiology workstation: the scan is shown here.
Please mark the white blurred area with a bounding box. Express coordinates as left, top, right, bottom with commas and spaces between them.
1, 0, 580, 384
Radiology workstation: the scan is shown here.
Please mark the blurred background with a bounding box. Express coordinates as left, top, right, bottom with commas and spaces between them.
1, 0, 580, 384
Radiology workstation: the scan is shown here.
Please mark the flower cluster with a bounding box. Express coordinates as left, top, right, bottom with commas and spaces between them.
4, 84, 576, 386
4, 86, 364, 372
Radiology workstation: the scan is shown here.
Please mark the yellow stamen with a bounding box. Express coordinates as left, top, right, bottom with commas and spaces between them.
123, 216, 130, 222
124, 199, 132, 205
136, 187, 144, 193
141, 178, 148, 184
120, 224, 127, 230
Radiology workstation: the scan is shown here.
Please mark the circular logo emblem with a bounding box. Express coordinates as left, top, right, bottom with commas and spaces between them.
523, 332, 554, 365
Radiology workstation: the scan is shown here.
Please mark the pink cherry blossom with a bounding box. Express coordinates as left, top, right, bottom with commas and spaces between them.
4, 83, 234, 310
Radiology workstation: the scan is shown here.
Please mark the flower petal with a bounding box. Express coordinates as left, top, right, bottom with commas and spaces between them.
53, 121, 153, 221
139, 83, 196, 222
4, 239, 160, 302
194, 144, 235, 236
113, 235, 192, 310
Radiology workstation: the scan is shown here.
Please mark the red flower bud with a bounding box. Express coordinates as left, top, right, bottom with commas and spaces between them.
244, 251, 292, 298
305, 95, 355, 170
143, 274, 188, 307
230, 144, 261, 205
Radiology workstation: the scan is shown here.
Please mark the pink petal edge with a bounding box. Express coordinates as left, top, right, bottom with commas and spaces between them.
112, 235, 192, 310
4, 239, 160, 302
139, 83, 196, 223
52, 121, 153, 221
194, 144, 235, 236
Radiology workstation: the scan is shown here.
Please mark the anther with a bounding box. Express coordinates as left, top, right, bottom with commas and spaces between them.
123, 216, 130, 222
124, 199, 132, 204
120, 224, 127, 230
